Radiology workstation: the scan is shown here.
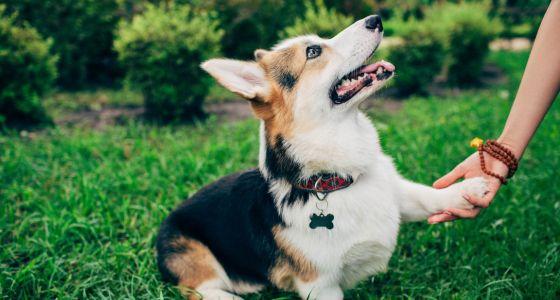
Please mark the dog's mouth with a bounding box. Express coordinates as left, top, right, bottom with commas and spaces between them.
330, 61, 395, 104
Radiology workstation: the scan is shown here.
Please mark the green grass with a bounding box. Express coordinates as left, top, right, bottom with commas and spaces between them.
2, 51, 559, 299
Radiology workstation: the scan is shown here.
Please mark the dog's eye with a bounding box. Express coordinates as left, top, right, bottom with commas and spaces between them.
306, 45, 322, 59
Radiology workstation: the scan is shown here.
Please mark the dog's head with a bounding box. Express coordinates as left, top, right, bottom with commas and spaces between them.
202, 15, 394, 142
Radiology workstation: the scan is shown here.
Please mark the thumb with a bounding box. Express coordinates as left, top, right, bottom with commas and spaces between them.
433, 165, 465, 189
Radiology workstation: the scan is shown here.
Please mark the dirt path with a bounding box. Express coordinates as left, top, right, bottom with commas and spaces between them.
54, 98, 405, 128
55, 107, 145, 129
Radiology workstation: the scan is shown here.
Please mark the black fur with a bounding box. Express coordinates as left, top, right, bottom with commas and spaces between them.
277, 72, 297, 90
157, 135, 313, 286
265, 135, 301, 183
283, 186, 311, 207
264, 135, 311, 206
156, 169, 284, 285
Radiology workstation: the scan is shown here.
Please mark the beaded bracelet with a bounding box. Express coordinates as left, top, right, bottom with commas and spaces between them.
470, 138, 519, 185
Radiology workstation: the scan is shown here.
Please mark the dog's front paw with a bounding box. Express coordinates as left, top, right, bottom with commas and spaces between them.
446, 177, 489, 210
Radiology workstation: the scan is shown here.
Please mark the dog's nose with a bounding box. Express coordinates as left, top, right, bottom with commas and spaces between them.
365, 15, 383, 32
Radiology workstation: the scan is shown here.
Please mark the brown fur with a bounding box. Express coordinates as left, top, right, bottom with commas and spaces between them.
252, 43, 333, 146
253, 45, 307, 145
270, 226, 318, 290
163, 236, 219, 295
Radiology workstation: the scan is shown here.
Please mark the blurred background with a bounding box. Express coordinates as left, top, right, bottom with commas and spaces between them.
0, 0, 549, 126
1, 1, 559, 299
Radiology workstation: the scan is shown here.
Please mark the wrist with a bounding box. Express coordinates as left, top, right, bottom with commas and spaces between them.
496, 135, 524, 159
472, 138, 520, 184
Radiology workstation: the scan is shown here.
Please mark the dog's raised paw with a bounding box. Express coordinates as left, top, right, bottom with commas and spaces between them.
460, 177, 489, 199
449, 177, 489, 209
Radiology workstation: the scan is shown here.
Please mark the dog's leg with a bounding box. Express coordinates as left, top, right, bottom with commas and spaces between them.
398, 177, 488, 222
157, 233, 243, 300
195, 279, 243, 300
295, 278, 343, 300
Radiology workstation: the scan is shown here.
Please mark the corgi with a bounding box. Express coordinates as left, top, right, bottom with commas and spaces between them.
156, 15, 488, 300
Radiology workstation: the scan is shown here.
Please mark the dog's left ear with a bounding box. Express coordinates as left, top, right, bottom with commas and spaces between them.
201, 59, 269, 102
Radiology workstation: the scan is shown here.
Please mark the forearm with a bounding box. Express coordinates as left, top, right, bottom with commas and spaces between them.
498, 0, 560, 158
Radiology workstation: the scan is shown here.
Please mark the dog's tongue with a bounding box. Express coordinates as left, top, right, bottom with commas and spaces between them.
335, 60, 395, 96
360, 60, 395, 74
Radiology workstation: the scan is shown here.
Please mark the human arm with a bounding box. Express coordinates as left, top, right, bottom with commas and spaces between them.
428, 0, 560, 223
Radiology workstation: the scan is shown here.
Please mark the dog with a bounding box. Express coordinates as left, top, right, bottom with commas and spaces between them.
156, 15, 488, 300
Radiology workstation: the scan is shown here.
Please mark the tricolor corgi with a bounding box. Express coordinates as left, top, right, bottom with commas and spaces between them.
156, 15, 488, 300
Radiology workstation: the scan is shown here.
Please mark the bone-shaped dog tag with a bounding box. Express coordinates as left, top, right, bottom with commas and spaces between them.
309, 213, 334, 229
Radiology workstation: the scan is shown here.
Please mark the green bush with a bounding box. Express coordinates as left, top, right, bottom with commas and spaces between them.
114, 3, 223, 122
210, 0, 305, 59
490, 0, 547, 39
0, 5, 57, 127
426, 3, 502, 85
179, 0, 305, 59
281, 0, 353, 39
3, 0, 120, 88
387, 22, 445, 96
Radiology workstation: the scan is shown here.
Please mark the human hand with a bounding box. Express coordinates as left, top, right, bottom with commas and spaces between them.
428, 152, 508, 223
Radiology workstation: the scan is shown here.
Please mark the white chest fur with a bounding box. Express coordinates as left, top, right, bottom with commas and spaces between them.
277, 165, 401, 287
264, 112, 404, 287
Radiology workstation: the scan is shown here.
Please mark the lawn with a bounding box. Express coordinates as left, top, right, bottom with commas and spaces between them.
1, 51, 559, 299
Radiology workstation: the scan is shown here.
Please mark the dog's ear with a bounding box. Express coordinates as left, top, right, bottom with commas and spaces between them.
201, 59, 269, 102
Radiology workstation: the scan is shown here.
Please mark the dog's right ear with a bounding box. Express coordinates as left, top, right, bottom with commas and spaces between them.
201, 59, 269, 102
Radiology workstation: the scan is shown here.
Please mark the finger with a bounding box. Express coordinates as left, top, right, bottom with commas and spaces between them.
445, 207, 481, 219
465, 189, 496, 208
428, 213, 458, 224
433, 165, 465, 189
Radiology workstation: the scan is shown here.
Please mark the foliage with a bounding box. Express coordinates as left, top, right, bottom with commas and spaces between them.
1, 51, 559, 299
387, 22, 446, 95
426, 3, 503, 86
281, 0, 353, 39
0, 5, 57, 127
191, 0, 305, 59
322, 0, 384, 20
386, 3, 502, 89
2, 0, 120, 88
383, 12, 414, 37
114, 3, 223, 122
490, 0, 549, 38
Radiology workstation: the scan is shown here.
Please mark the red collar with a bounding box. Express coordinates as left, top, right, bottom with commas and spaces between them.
297, 173, 354, 194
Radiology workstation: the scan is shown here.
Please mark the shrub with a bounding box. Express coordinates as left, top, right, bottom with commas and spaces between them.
190, 0, 305, 59
228, 1, 305, 59
281, 0, 353, 39
0, 5, 57, 127
426, 3, 502, 85
3, 0, 120, 88
384, 14, 413, 37
490, 0, 547, 39
387, 22, 445, 96
114, 3, 223, 122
